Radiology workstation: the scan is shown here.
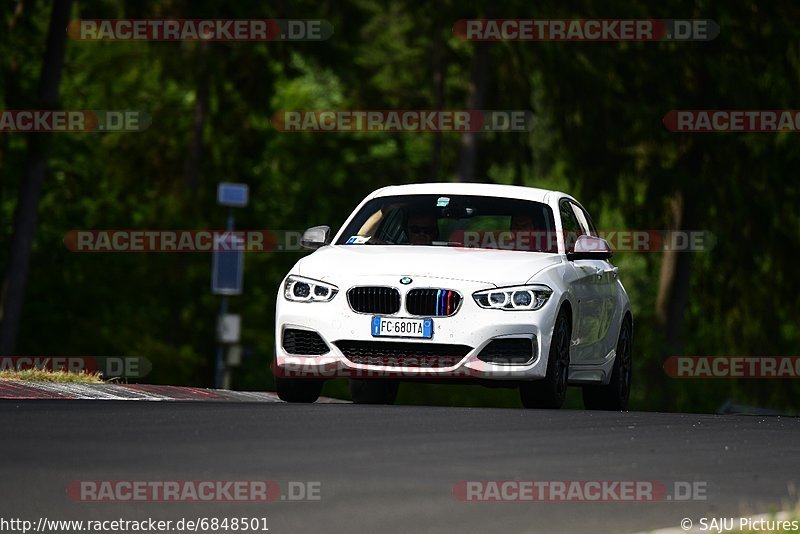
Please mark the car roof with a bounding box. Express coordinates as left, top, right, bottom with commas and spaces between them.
369, 182, 568, 204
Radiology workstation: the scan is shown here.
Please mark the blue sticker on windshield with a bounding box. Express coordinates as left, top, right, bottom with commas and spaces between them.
345, 236, 371, 244
436, 197, 450, 207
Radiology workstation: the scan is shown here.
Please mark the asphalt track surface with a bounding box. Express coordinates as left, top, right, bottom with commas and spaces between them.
1, 401, 798, 534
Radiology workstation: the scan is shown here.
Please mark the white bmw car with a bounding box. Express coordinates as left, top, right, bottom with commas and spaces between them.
273, 183, 632, 409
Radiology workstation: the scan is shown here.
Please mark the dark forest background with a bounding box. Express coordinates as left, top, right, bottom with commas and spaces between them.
2, 0, 799, 412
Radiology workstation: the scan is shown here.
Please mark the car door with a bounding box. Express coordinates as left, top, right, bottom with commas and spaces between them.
560, 199, 612, 364
569, 201, 618, 363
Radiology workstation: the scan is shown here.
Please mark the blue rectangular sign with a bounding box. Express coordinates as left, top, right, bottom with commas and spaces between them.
217, 183, 249, 208
211, 233, 244, 295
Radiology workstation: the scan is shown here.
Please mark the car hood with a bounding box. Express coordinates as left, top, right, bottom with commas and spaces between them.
295, 245, 562, 286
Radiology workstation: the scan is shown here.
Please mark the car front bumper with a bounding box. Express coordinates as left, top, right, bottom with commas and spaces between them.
274, 275, 560, 381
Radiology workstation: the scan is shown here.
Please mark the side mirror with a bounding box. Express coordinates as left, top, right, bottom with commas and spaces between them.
300, 225, 331, 250
567, 234, 613, 261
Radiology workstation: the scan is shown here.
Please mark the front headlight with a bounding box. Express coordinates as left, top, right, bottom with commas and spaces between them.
284, 275, 338, 302
473, 284, 553, 311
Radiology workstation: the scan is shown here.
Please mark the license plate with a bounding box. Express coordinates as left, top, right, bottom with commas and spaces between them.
371, 316, 433, 339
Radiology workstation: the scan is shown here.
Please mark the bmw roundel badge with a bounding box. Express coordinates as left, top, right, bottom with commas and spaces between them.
400, 276, 412, 285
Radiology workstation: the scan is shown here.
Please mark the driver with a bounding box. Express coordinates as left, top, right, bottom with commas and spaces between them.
510, 213, 536, 231
510, 212, 554, 252
406, 209, 439, 245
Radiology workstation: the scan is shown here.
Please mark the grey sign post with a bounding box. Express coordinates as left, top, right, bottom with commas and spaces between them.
212, 183, 249, 389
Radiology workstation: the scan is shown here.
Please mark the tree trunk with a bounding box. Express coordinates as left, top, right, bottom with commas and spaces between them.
456, 43, 489, 183
429, 23, 444, 181
652, 177, 699, 410
656, 140, 703, 358
0, 0, 72, 354
183, 43, 210, 201
166, 44, 211, 350
655, 189, 696, 353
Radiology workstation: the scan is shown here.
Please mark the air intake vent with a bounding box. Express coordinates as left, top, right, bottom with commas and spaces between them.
282, 329, 329, 355
335, 340, 472, 368
477, 338, 535, 365
347, 287, 401, 314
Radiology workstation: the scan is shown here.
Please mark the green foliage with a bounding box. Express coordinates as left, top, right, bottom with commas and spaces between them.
1, 0, 799, 413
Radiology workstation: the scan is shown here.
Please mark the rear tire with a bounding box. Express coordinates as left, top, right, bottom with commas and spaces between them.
349, 380, 399, 405
520, 308, 571, 409
275, 377, 323, 403
582, 316, 632, 411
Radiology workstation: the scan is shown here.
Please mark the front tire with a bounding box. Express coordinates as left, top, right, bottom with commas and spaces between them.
275, 377, 323, 403
349, 379, 399, 405
520, 308, 571, 409
582, 316, 632, 411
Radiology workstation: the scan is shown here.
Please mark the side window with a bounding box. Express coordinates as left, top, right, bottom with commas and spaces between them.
559, 200, 582, 253
569, 202, 596, 237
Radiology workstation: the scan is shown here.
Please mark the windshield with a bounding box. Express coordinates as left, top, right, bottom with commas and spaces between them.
335, 194, 558, 252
